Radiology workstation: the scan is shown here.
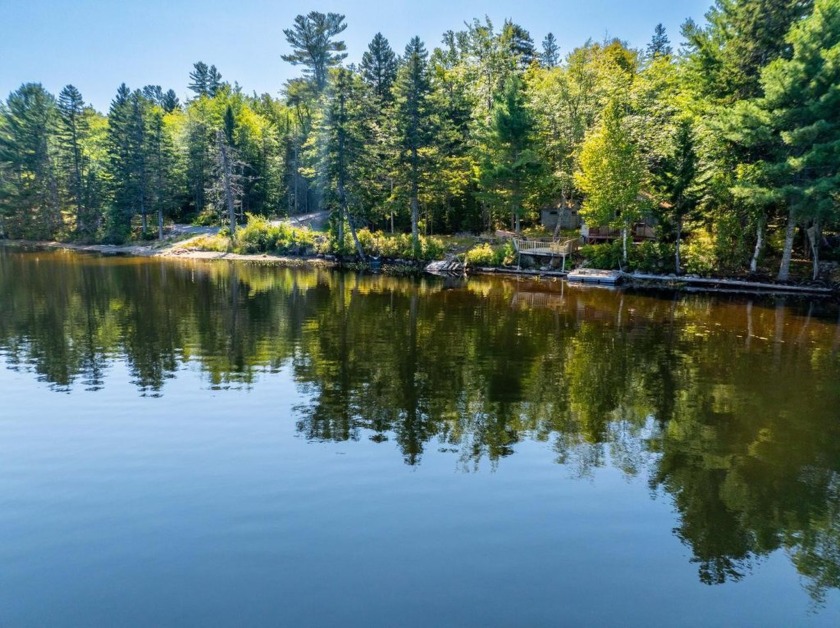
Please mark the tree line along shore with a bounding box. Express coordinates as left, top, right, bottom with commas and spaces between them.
2, 1, 840, 286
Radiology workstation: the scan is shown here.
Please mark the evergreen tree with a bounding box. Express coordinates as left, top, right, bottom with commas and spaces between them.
145, 105, 178, 238
161, 89, 180, 113
188, 62, 210, 97
360, 33, 398, 101
647, 23, 673, 58
392, 37, 435, 250
728, 0, 840, 280
188, 62, 223, 98
480, 74, 540, 233
657, 119, 699, 273
207, 65, 223, 96
105, 85, 150, 241
0, 83, 61, 239
682, 0, 814, 101
501, 20, 536, 71
57, 85, 89, 235
282, 12, 348, 91
541, 33, 560, 68
316, 68, 374, 257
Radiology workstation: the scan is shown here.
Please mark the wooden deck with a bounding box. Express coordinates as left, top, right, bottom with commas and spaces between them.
567, 269, 623, 285
512, 237, 580, 271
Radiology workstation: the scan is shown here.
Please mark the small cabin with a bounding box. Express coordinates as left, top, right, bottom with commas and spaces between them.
581, 219, 656, 244
540, 205, 582, 231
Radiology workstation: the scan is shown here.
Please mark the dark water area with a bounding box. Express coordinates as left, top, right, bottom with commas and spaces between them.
2, 247, 840, 626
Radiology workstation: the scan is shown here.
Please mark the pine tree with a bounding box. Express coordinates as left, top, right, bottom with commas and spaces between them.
360, 33, 398, 101
161, 89, 180, 113
647, 23, 673, 58
682, 0, 815, 101
0, 83, 61, 239
500, 20, 536, 71
57, 85, 88, 235
105, 85, 149, 241
480, 74, 540, 234
145, 105, 178, 238
282, 12, 348, 91
392, 37, 434, 251
728, 0, 840, 280
207, 65, 223, 97
316, 68, 374, 258
188, 62, 210, 97
541, 33, 560, 68
657, 119, 698, 274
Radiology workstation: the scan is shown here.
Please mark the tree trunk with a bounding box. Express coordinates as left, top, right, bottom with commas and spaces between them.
675, 215, 682, 275
410, 146, 419, 252
622, 226, 628, 263
750, 213, 765, 273
807, 221, 820, 281
777, 207, 796, 281
348, 215, 366, 261
219, 134, 236, 233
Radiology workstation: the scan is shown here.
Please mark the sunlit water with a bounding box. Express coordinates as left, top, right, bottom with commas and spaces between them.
1, 247, 840, 626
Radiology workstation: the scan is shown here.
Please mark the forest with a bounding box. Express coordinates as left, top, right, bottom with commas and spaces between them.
1, 0, 839, 280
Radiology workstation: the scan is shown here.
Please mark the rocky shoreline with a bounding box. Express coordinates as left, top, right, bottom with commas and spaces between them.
2, 237, 837, 298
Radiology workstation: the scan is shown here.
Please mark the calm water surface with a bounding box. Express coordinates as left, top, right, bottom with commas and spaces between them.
1, 248, 840, 626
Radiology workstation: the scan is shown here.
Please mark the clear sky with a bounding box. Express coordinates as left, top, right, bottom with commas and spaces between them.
1, 0, 711, 112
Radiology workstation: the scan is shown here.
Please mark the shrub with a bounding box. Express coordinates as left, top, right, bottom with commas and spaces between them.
235, 215, 275, 253
465, 243, 496, 266
580, 240, 676, 272
342, 228, 444, 261
189, 234, 229, 252
232, 214, 317, 255
631, 241, 676, 273
684, 230, 717, 276
580, 241, 623, 269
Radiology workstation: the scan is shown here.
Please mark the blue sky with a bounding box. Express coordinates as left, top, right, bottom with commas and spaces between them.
1, 1, 711, 111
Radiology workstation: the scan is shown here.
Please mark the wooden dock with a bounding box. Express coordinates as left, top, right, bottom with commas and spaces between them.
566, 269, 623, 285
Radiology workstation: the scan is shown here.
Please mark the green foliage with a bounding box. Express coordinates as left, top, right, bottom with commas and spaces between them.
4, 0, 840, 282
580, 242, 624, 270
683, 230, 718, 275
233, 214, 315, 254
581, 240, 676, 272
575, 99, 646, 261
282, 12, 348, 91
353, 228, 444, 261
478, 74, 541, 232
0, 83, 61, 240
464, 241, 515, 267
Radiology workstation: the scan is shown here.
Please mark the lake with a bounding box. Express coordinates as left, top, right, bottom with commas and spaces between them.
1, 247, 839, 626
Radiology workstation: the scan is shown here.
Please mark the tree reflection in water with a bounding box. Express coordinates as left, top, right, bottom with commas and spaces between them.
2, 247, 840, 602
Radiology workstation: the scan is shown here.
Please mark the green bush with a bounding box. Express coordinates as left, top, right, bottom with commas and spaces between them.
464, 242, 514, 267
684, 230, 717, 276
632, 241, 676, 273
232, 214, 316, 255
580, 240, 676, 273
345, 228, 444, 261
465, 243, 497, 266
580, 242, 623, 270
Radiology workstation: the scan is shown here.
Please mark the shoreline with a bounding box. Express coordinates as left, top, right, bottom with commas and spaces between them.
2, 238, 836, 298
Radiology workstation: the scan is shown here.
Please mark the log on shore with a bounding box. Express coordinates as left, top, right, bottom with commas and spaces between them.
625, 272, 834, 295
